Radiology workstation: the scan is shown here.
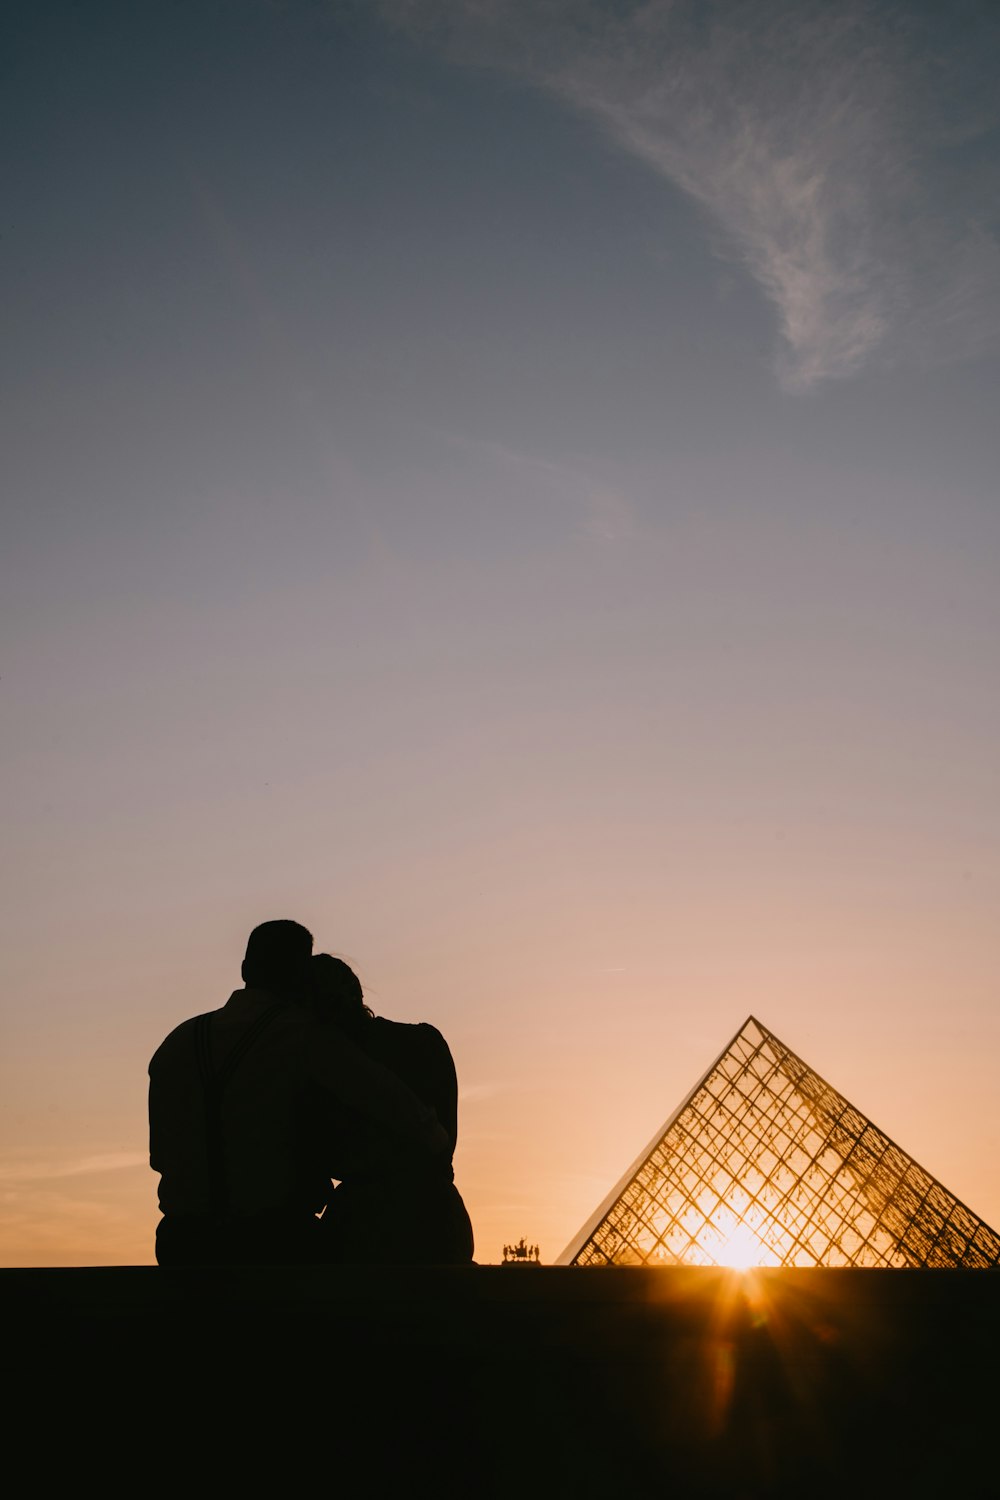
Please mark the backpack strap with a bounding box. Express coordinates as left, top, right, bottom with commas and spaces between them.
195, 1004, 284, 1221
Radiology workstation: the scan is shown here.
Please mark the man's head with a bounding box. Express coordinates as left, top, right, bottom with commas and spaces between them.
241, 920, 314, 993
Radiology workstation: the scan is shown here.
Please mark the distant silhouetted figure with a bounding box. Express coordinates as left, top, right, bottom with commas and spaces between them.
310, 954, 474, 1264
149, 921, 448, 1265
502, 1238, 540, 1264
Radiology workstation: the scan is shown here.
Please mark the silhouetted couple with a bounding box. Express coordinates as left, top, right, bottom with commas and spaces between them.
149, 920, 474, 1266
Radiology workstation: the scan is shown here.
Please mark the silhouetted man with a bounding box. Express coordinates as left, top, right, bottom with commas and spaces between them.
149, 920, 448, 1265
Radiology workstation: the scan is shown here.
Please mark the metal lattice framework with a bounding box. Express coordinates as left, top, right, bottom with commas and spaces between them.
559, 1016, 1000, 1269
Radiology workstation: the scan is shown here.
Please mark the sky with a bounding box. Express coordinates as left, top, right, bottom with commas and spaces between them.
2, 0, 999, 1267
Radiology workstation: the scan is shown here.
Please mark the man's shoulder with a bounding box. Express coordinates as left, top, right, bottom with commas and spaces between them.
148, 1015, 200, 1072
149, 996, 316, 1060
148, 1004, 227, 1074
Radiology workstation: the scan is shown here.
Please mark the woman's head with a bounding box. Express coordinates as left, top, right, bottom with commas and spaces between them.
311, 954, 372, 1031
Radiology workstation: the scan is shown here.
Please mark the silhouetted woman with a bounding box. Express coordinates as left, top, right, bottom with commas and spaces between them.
310, 954, 474, 1265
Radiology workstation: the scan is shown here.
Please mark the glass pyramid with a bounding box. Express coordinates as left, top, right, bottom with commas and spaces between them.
559, 1016, 1000, 1269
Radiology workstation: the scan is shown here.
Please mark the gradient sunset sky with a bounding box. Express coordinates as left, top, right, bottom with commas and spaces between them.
3, 0, 999, 1266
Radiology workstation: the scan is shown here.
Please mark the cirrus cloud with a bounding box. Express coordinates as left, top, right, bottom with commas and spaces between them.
379, 0, 1000, 389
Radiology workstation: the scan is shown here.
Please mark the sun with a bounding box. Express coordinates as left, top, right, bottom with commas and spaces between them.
716, 1223, 775, 1270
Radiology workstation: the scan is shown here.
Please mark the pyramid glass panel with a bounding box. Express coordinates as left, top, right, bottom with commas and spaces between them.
559, 1017, 1000, 1269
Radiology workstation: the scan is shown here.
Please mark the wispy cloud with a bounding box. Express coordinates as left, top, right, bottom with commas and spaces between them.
459, 1080, 515, 1104
0, 1151, 147, 1184
380, 1, 1000, 388
439, 429, 569, 478
437, 426, 639, 538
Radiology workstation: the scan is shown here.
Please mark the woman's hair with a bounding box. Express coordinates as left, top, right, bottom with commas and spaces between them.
311, 953, 374, 1037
